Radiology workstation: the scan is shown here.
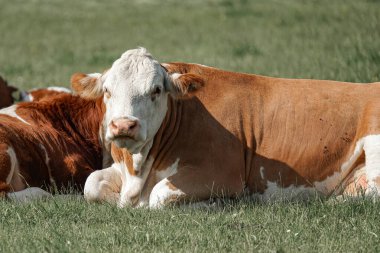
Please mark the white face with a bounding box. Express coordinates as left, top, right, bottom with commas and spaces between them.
102, 48, 169, 154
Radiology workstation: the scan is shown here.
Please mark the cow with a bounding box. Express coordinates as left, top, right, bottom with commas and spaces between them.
75, 48, 380, 208
0, 76, 17, 109
0, 90, 108, 201
19, 86, 72, 102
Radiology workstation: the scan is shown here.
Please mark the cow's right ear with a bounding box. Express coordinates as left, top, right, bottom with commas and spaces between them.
71, 72, 103, 99
164, 72, 205, 99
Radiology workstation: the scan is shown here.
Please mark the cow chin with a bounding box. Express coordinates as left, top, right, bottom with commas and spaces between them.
113, 138, 143, 154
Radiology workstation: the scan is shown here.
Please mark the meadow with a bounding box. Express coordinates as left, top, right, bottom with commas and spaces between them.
1, 0, 380, 252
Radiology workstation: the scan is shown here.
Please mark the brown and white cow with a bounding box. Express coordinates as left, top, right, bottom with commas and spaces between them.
76, 48, 380, 208
19, 86, 72, 102
0, 92, 107, 201
0, 76, 17, 109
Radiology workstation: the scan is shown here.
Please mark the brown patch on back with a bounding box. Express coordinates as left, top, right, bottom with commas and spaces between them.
29, 89, 69, 102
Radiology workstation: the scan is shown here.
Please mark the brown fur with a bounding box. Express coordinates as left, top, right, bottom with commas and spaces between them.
0, 93, 105, 194
147, 63, 380, 200
28, 89, 69, 102
76, 62, 380, 205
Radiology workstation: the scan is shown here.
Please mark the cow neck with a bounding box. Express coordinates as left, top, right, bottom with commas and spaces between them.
148, 95, 181, 169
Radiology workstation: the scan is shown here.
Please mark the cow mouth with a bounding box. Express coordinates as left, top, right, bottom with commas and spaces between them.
111, 135, 143, 153
111, 135, 135, 141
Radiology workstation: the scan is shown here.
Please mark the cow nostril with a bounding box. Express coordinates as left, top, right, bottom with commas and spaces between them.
129, 122, 137, 130
110, 120, 117, 129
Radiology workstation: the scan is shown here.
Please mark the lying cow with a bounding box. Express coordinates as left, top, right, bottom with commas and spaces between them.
0, 90, 107, 201
76, 48, 380, 208
0, 76, 17, 109
19, 86, 71, 102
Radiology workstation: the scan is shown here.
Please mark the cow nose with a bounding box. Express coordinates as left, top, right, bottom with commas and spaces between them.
109, 118, 139, 138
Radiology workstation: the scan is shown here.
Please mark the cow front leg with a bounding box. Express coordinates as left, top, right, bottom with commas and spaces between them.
364, 135, 380, 196
84, 166, 122, 204
149, 178, 186, 209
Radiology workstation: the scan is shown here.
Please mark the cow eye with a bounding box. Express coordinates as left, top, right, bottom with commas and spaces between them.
151, 87, 161, 101
104, 87, 111, 98
153, 87, 161, 95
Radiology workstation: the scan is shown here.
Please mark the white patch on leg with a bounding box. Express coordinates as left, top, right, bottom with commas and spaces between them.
5, 147, 17, 184
7, 187, 52, 202
259, 166, 265, 179
149, 178, 185, 209
39, 144, 56, 186
252, 181, 318, 202
314, 137, 366, 194
363, 135, 380, 194
5, 146, 25, 191
84, 166, 122, 204
118, 148, 154, 207
0, 105, 30, 125
156, 158, 180, 181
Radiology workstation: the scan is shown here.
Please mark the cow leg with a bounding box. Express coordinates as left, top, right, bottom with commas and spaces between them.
84, 166, 122, 204
149, 178, 186, 209
7, 187, 52, 202
0, 143, 51, 202
363, 135, 380, 196
0, 143, 12, 197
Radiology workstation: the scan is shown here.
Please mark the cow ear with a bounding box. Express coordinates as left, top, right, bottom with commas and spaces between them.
164, 72, 204, 98
71, 72, 103, 99
8, 85, 18, 93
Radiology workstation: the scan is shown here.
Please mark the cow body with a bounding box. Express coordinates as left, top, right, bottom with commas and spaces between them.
20, 86, 72, 102
78, 48, 380, 208
0, 94, 106, 200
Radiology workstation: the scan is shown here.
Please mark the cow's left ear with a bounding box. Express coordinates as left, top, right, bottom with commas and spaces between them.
71, 72, 104, 99
164, 72, 205, 98
7, 85, 18, 93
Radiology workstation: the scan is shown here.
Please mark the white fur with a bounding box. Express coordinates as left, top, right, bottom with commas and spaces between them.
363, 135, 380, 194
156, 158, 180, 181
259, 166, 265, 180
0, 105, 30, 125
7, 187, 52, 202
119, 153, 154, 207
5, 147, 17, 184
252, 180, 317, 202
46, 87, 71, 93
39, 144, 55, 186
149, 178, 185, 209
102, 48, 167, 155
84, 166, 122, 204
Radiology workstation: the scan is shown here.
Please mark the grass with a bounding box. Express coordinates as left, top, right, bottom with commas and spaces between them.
0, 0, 380, 252
1, 197, 380, 252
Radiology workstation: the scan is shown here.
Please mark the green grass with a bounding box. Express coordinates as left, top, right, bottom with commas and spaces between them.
1, 197, 380, 253
1, 0, 380, 252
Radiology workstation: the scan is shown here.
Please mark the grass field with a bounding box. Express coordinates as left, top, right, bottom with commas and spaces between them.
1, 0, 380, 252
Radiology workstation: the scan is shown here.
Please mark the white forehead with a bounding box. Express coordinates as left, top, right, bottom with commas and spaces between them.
104, 48, 164, 93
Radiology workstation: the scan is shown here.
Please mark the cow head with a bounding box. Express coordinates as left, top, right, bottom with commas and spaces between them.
71, 48, 204, 154
0, 76, 17, 109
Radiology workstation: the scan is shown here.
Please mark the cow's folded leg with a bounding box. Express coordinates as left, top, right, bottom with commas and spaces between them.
149, 178, 186, 209
363, 135, 380, 196
84, 166, 122, 204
